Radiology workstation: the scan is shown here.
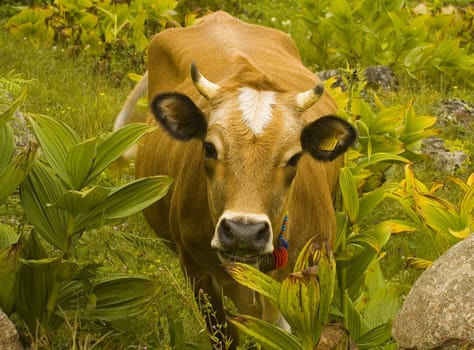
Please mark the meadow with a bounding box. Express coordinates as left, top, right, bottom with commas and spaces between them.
0, 0, 473, 349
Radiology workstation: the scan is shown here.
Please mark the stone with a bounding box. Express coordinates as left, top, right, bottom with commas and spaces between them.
435, 98, 473, 129
420, 98, 473, 173
392, 234, 474, 350
0, 308, 24, 350
317, 65, 399, 92
422, 136, 468, 173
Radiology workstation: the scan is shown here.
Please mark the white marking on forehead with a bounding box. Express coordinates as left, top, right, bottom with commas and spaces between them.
238, 87, 276, 135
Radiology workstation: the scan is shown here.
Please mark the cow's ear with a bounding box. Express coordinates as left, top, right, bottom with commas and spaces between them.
150, 92, 207, 140
301, 115, 357, 161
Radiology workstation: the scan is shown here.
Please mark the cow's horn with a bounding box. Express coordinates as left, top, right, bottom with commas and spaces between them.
295, 83, 325, 111
190, 62, 220, 100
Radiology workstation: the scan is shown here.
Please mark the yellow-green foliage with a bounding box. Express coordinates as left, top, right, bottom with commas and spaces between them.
4, 0, 178, 59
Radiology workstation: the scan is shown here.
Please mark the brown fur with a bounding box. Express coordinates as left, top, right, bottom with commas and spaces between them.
132, 12, 351, 348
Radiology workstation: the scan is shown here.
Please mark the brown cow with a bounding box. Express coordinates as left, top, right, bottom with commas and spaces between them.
115, 11, 356, 348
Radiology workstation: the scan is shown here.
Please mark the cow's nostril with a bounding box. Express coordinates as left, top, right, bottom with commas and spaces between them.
220, 220, 235, 245
255, 226, 268, 243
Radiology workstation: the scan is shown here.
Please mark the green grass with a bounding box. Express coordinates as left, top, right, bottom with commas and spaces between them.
0, 30, 135, 138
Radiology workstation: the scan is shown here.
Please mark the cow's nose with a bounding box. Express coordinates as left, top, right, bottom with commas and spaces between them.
218, 218, 270, 252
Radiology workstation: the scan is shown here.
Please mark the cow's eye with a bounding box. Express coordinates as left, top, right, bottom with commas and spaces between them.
203, 141, 218, 159
286, 152, 302, 167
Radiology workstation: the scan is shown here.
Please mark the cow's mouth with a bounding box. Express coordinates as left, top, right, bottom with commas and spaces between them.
217, 250, 261, 265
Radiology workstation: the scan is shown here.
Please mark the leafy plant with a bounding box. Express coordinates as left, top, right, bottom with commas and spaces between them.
0, 83, 173, 345
4, 0, 179, 72
297, 0, 474, 87
225, 240, 343, 350
387, 165, 473, 268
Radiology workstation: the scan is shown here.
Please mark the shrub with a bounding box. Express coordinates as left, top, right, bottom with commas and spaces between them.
0, 79, 173, 346
296, 0, 474, 87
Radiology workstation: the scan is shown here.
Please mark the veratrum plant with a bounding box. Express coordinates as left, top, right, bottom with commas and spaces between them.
4, 0, 178, 57
386, 165, 474, 269
224, 240, 343, 350
0, 107, 172, 340
327, 77, 438, 348
297, 0, 474, 86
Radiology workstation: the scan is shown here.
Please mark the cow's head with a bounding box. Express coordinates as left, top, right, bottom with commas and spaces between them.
150, 63, 356, 266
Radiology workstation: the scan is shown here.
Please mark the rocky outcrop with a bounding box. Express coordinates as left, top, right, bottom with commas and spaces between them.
392, 234, 474, 350
0, 309, 24, 350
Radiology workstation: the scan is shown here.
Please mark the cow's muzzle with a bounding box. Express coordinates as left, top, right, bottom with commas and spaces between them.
212, 213, 274, 264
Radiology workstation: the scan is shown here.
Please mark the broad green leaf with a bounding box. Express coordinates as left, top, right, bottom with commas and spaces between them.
353, 153, 410, 172
368, 220, 417, 252
85, 123, 156, 184
80, 274, 158, 321
0, 223, 18, 249
335, 212, 349, 251
0, 88, 27, 126
21, 162, 69, 250
20, 257, 60, 271
223, 262, 280, 306
50, 186, 111, 217
0, 123, 14, 171
346, 232, 383, 253
66, 137, 97, 189
413, 191, 469, 238
447, 175, 470, 192
360, 265, 401, 329
75, 175, 172, 231
371, 105, 405, 134
78, 11, 98, 30
356, 322, 393, 349
358, 183, 399, 220
316, 249, 336, 340
342, 245, 377, 289
342, 290, 369, 340
0, 142, 37, 202
229, 314, 304, 350
0, 241, 22, 314
28, 114, 80, 187
339, 167, 359, 223
15, 231, 55, 333
459, 182, 474, 218
401, 129, 441, 148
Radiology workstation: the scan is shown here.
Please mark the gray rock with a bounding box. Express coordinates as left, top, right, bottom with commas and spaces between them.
422, 136, 468, 173
317, 65, 399, 92
435, 98, 474, 129
0, 308, 24, 350
392, 234, 474, 350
